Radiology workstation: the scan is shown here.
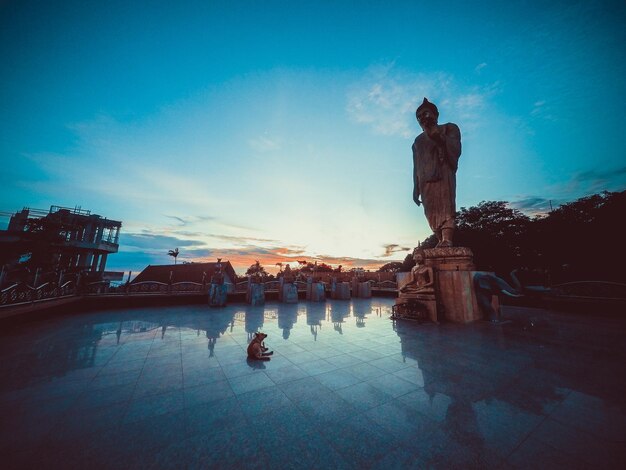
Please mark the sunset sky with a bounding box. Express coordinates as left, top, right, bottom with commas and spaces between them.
1, 0, 625, 275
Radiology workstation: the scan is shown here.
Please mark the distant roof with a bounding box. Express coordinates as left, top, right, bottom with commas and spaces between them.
132, 262, 237, 284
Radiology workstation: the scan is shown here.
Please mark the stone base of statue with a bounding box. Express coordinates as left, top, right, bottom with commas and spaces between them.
331, 281, 351, 300
396, 272, 438, 322
279, 278, 298, 303
357, 282, 371, 298
246, 282, 265, 306
208, 283, 228, 308
422, 247, 492, 323
394, 292, 438, 323
306, 278, 325, 301
351, 278, 372, 298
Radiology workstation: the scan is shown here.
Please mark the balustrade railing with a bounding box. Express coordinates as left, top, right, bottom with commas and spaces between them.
1, 281, 76, 307
124, 281, 206, 294
370, 280, 398, 289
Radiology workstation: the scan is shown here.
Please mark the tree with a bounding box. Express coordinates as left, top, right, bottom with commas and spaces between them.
454, 201, 531, 275
400, 253, 415, 272
168, 248, 179, 264
316, 262, 334, 272
410, 191, 626, 282
377, 262, 404, 273
536, 190, 626, 282
419, 234, 438, 249
246, 260, 267, 277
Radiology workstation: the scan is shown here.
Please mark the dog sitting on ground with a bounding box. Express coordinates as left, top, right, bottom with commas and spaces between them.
247, 332, 273, 360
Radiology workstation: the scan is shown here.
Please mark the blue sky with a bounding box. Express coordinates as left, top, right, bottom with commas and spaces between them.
1, 0, 625, 274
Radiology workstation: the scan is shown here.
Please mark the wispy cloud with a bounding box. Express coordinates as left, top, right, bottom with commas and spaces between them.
509, 196, 559, 216
120, 232, 201, 252
203, 233, 280, 245
164, 215, 188, 226
510, 165, 626, 215
474, 62, 487, 73
248, 135, 282, 152
530, 100, 556, 121
346, 64, 495, 138
564, 166, 626, 195
381, 244, 411, 257
163, 214, 216, 226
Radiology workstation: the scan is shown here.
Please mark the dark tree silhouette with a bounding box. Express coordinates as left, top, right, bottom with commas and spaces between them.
377, 262, 404, 273
246, 260, 267, 277
414, 191, 626, 283
168, 248, 179, 264
454, 201, 531, 276
400, 253, 415, 272
535, 190, 626, 282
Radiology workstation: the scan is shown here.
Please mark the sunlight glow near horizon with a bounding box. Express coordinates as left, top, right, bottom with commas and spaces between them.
1, 0, 625, 275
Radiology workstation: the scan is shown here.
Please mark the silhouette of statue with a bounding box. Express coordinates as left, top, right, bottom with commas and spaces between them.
211, 258, 224, 284
277, 304, 298, 339
282, 264, 294, 282
412, 98, 462, 247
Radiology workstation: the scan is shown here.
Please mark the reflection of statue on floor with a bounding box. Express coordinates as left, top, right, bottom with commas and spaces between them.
306, 306, 324, 341
245, 309, 265, 342
331, 306, 349, 335
207, 337, 217, 355
355, 313, 366, 328
202, 311, 235, 356
277, 305, 298, 339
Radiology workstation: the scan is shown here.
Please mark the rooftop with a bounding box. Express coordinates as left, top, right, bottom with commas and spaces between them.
132, 262, 238, 285
1, 299, 624, 468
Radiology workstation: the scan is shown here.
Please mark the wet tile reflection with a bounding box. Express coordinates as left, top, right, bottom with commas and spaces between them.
1, 300, 625, 468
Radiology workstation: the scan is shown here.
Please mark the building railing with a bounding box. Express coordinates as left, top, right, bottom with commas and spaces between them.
369, 280, 398, 289
124, 281, 207, 295
3, 277, 625, 312
0, 281, 75, 307
233, 279, 399, 292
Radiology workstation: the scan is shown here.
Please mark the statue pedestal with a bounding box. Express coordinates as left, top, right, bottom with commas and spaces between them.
208, 283, 228, 307
246, 282, 265, 306
423, 247, 484, 323
306, 278, 325, 301
279, 278, 298, 303
357, 282, 371, 298
331, 282, 350, 300
312, 283, 325, 301
282, 284, 298, 303
351, 278, 372, 298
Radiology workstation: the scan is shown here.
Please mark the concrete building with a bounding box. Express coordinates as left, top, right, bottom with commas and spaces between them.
0, 205, 122, 286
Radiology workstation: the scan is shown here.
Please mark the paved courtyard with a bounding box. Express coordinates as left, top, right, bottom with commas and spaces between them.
1, 298, 625, 469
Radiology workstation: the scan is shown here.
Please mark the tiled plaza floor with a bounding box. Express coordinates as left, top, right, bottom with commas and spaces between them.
1, 298, 625, 469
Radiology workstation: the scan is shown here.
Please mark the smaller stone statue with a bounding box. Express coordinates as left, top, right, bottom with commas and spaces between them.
282, 264, 294, 282
400, 249, 434, 294
211, 258, 224, 284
